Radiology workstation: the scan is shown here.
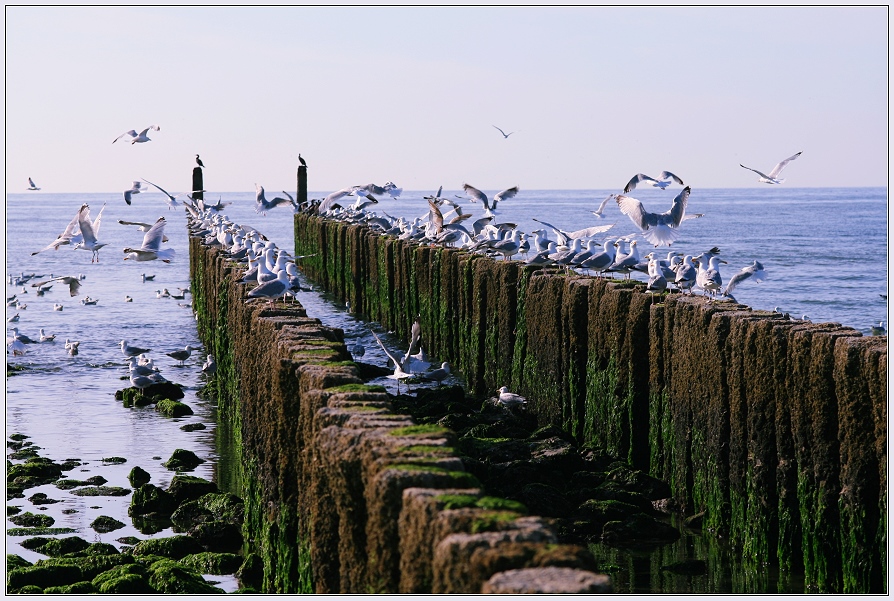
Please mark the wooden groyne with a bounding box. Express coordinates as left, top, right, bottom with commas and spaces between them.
189, 236, 612, 594
293, 213, 887, 593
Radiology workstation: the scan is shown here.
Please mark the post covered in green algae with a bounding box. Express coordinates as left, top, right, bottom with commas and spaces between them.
291, 212, 887, 593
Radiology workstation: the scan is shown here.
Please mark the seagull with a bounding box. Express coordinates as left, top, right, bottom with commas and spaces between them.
54, 304, 64, 311
492, 125, 515, 139
531, 217, 615, 247
166, 345, 201, 366
120, 340, 151, 357
123, 181, 143, 205
195, 154, 204, 169
141, 274, 155, 282
615, 186, 693, 247
31, 208, 81, 255
39, 329, 56, 343
721, 261, 767, 298
591, 195, 614, 218
65, 339, 80, 356
351, 342, 365, 359
740, 152, 802, 184
156, 289, 171, 298
124, 295, 133, 302
113, 125, 160, 145
202, 354, 217, 375
496, 386, 527, 409
419, 362, 451, 386
871, 321, 886, 336
30, 275, 82, 297
141, 178, 197, 210
247, 270, 292, 307
81, 296, 99, 305
623, 171, 685, 194
119, 220, 169, 242
73, 203, 108, 262
255, 184, 296, 215
8, 328, 37, 344
123, 216, 175, 262
462, 183, 520, 212
27, 177, 40, 191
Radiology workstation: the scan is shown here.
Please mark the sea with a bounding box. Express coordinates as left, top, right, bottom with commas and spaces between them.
5, 186, 888, 593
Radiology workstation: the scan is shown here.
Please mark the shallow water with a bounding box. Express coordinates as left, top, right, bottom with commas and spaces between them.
5, 186, 885, 593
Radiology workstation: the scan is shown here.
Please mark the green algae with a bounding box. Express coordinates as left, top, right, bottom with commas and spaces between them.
389, 424, 451, 438
325, 383, 386, 393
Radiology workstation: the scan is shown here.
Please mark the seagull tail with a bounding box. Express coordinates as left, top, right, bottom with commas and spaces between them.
641, 225, 679, 247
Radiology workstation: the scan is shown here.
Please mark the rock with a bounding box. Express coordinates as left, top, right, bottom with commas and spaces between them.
10, 585, 44, 594
116, 536, 141, 545
42, 580, 97, 594
6, 563, 83, 589
514, 483, 573, 518
70, 485, 130, 497
55, 475, 108, 489
235, 553, 264, 589
90, 515, 126, 533
7, 505, 22, 515
9, 511, 54, 527
457, 437, 531, 463
601, 514, 681, 545
605, 464, 672, 501
132, 535, 204, 560
7, 457, 63, 487
41, 536, 91, 557
683, 511, 705, 529
117, 381, 185, 402
83, 542, 120, 556
171, 499, 213, 531
91, 563, 154, 594
7, 554, 32, 570
130, 483, 178, 517
180, 551, 243, 574
198, 492, 245, 525
131, 514, 173, 535
576, 499, 645, 526
166, 474, 218, 505
156, 398, 194, 418
102, 457, 127, 464
145, 557, 226, 594
28, 492, 62, 504
589, 481, 653, 512
128, 466, 151, 488
19, 536, 53, 552
188, 520, 243, 552
482, 567, 613, 593
180, 423, 206, 432
162, 449, 205, 471
529, 437, 585, 476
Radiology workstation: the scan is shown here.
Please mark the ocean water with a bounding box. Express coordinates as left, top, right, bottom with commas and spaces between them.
5, 186, 887, 592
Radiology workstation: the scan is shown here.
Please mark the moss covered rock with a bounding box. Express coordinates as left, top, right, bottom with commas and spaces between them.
156, 398, 194, 417
180, 551, 243, 574
41, 536, 91, 557
128, 466, 151, 488
54, 475, 108, 489
602, 513, 681, 545
9, 584, 44, 594
7, 457, 63, 487
82, 542, 120, 556
6, 563, 83, 590
235, 553, 263, 589
171, 499, 213, 531
130, 483, 178, 516
43, 580, 97, 593
162, 448, 205, 471
91, 563, 154, 594
167, 474, 218, 505
70, 485, 130, 497
199, 492, 244, 524
7, 505, 22, 516
145, 557, 226, 594
605, 464, 672, 501
91, 515, 126, 533
9, 511, 54, 527
132, 535, 204, 560
7, 554, 32, 570
188, 520, 243, 552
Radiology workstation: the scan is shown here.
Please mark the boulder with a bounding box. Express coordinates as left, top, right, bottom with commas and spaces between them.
162, 449, 205, 471
188, 521, 243, 552
132, 535, 204, 560
167, 474, 218, 505
128, 466, 151, 488
129, 483, 178, 517
180, 551, 243, 574
90, 515, 126, 533
145, 558, 226, 594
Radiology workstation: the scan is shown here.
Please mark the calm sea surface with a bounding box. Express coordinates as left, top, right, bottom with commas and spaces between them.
5, 186, 887, 592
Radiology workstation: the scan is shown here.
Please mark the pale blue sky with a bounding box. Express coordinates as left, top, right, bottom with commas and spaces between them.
5, 6, 888, 193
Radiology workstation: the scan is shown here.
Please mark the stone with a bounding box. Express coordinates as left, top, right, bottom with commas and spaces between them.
180, 551, 243, 574
41, 536, 91, 557
129, 483, 178, 517
156, 398, 194, 418
91, 563, 154, 594
132, 535, 204, 560
9, 511, 54, 527
601, 514, 681, 545
166, 474, 218, 505
70, 485, 130, 497
90, 515, 126, 533
145, 557, 226, 594
7, 564, 83, 589
235, 553, 264, 590
162, 449, 205, 471
482, 567, 612, 593
171, 499, 213, 531
7, 554, 32, 570
605, 464, 672, 501
180, 423, 207, 432
42, 580, 97, 594
188, 520, 243, 552
54, 475, 108, 489
28, 492, 62, 504
128, 465, 151, 488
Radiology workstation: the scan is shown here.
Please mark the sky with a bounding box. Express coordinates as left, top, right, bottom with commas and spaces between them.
5, 6, 889, 194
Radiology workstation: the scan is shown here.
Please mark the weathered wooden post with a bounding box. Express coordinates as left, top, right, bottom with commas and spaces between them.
192, 166, 203, 202
297, 157, 308, 209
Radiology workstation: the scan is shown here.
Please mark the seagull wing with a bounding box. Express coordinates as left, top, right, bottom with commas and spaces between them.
659, 171, 684, 186
624, 173, 657, 194
141, 178, 175, 201
722, 266, 757, 296
405, 318, 423, 362
594, 194, 613, 216
118, 220, 154, 228
91, 203, 107, 237
78, 204, 98, 244
427, 199, 444, 233
493, 125, 508, 136
767, 152, 802, 179
139, 217, 167, 251
370, 329, 405, 369
462, 183, 489, 205
493, 185, 520, 207
739, 164, 771, 180
532, 217, 571, 246
255, 184, 266, 204
566, 223, 616, 239
663, 186, 691, 227
113, 130, 138, 144
615, 195, 654, 230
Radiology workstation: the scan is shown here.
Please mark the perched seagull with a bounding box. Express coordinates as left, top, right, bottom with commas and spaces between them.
492, 125, 515, 139
462, 183, 520, 212
119, 220, 169, 242
123, 217, 175, 262
740, 152, 802, 184
871, 321, 886, 336
721, 261, 767, 298
202, 354, 217, 375
120, 339, 151, 357
195, 154, 204, 169
166, 345, 201, 366
73, 203, 108, 262
615, 187, 693, 247
419, 362, 451, 386
30, 275, 83, 297
623, 171, 685, 194
255, 184, 296, 215
123, 181, 143, 205
27, 177, 40, 191
113, 125, 160, 144
496, 386, 527, 409
247, 270, 292, 307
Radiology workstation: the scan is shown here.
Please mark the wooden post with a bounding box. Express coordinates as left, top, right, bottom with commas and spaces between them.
297, 164, 307, 210
192, 167, 204, 202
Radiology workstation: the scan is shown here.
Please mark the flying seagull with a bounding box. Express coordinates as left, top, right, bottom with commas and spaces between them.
31, 276, 83, 297
123, 181, 143, 205
615, 186, 693, 247
195, 154, 204, 169
255, 184, 297, 215
73, 203, 108, 262
123, 216, 175, 262
721, 260, 767, 298
27, 177, 40, 191
141, 177, 197, 210
113, 125, 160, 144
462, 183, 520, 212
740, 152, 802, 184
492, 125, 515, 139
118, 220, 169, 242
32, 208, 82, 255
623, 171, 685, 194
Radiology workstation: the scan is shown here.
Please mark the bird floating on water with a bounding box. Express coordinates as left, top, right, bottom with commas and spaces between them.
113, 125, 160, 145
27, 177, 40, 191
739, 151, 801, 184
